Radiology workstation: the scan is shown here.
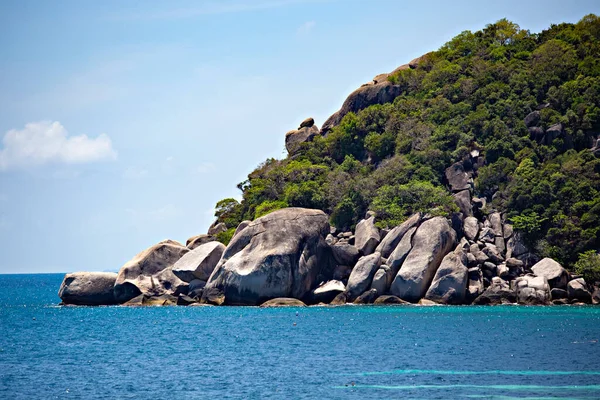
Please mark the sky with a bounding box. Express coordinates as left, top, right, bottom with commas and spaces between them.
0, 0, 598, 274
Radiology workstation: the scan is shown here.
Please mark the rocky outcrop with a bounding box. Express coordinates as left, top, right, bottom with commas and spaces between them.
260, 298, 307, 307
445, 162, 472, 192
346, 252, 382, 301
424, 250, 469, 305
373, 295, 410, 305
285, 124, 320, 154
354, 216, 380, 255
113, 241, 190, 303
473, 278, 516, 305
390, 217, 456, 302
172, 241, 225, 282
58, 272, 118, 306
531, 258, 569, 290
201, 208, 331, 305
207, 222, 227, 236
375, 213, 421, 258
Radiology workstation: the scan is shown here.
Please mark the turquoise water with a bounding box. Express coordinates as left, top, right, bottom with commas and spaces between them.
1, 274, 600, 399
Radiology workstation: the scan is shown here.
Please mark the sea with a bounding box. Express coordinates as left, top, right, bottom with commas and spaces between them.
1, 274, 600, 400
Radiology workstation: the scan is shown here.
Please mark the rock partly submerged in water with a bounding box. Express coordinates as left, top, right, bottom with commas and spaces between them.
113, 240, 190, 303
260, 298, 307, 307
202, 208, 332, 305
58, 272, 118, 306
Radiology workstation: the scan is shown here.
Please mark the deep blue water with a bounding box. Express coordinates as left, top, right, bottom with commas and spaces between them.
1, 274, 600, 399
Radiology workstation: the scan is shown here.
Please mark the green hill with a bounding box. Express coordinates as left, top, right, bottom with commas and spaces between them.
213, 14, 600, 272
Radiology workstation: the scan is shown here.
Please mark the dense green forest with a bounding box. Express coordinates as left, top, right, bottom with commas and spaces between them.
214, 15, 600, 270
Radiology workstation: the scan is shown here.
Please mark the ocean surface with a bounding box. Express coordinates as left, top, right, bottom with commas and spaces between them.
1, 274, 600, 399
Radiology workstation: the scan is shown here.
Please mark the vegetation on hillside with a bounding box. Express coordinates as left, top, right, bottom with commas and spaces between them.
213, 15, 600, 269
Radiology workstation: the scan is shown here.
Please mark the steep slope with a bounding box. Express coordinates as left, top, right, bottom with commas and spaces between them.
213, 15, 600, 272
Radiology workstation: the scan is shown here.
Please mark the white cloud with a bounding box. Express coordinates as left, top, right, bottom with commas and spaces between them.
0, 121, 117, 171
297, 20, 316, 35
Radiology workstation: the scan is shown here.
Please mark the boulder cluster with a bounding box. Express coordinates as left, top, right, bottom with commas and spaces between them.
59, 206, 599, 307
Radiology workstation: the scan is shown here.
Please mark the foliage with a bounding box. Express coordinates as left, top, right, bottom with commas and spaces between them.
574, 250, 600, 284
214, 198, 243, 228
215, 228, 236, 246
213, 15, 600, 269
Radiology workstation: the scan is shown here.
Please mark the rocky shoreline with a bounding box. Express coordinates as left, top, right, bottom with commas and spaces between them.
58, 206, 599, 307
58, 52, 600, 308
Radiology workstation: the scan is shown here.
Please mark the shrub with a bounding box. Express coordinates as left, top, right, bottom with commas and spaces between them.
574, 250, 600, 284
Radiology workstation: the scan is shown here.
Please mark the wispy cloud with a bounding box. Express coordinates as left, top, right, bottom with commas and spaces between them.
110, 0, 330, 21
0, 121, 117, 171
297, 20, 316, 36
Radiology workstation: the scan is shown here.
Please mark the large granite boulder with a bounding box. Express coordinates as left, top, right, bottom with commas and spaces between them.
524, 111, 541, 128
201, 208, 331, 305
531, 258, 569, 289
346, 252, 382, 301
390, 217, 456, 302
375, 213, 421, 258
58, 272, 118, 306
353, 288, 379, 304
463, 217, 479, 241
386, 226, 417, 272
424, 251, 469, 305
354, 216, 380, 255
207, 222, 227, 236
445, 162, 471, 192
513, 275, 551, 305
260, 298, 307, 307
568, 278, 592, 303
172, 241, 225, 282
113, 241, 190, 303
331, 244, 361, 266
453, 190, 472, 218
321, 81, 403, 135
370, 265, 393, 295
373, 295, 411, 305
285, 124, 319, 154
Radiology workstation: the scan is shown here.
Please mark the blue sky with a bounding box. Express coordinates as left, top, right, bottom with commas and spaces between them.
0, 0, 598, 274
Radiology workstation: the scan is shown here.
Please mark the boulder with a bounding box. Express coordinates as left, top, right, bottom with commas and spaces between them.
513, 275, 551, 305
463, 217, 479, 241
346, 252, 382, 301
200, 287, 225, 305
544, 123, 563, 145
354, 216, 380, 255
172, 241, 225, 282
550, 288, 568, 300
373, 295, 411, 305
479, 227, 496, 243
202, 208, 331, 305
503, 224, 514, 239
390, 217, 456, 302
177, 294, 198, 306
331, 244, 361, 266
299, 117, 315, 129
370, 265, 393, 294
453, 190, 473, 218
260, 298, 307, 307
482, 243, 504, 264
425, 251, 468, 305
187, 279, 206, 299
58, 272, 118, 306
233, 220, 251, 238
387, 226, 417, 273
330, 292, 348, 305
186, 234, 215, 250
353, 289, 379, 304
332, 265, 353, 281
472, 279, 516, 305
311, 280, 345, 304
445, 162, 471, 192
321, 81, 403, 135
207, 222, 227, 236
122, 294, 178, 307
113, 241, 190, 303
531, 258, 569, 290
524, 111, 541, 128
375, 213, 421, 258
529, 126, 545, 142
488, 213, 503, 236
285, 125, 319, 154
568, 278, 592, 303
467, 267, 484, 303
593, 286, 600, 305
